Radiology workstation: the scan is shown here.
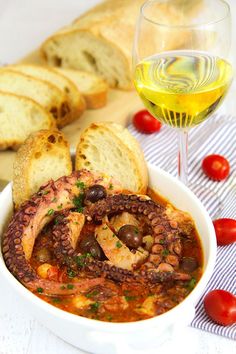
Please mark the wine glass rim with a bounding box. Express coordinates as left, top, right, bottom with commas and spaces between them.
141, 0, 231, 29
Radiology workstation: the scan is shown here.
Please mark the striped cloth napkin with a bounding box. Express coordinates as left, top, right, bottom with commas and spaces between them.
128, 113, 236, 340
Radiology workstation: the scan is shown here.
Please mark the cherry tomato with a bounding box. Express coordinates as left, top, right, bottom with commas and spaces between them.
204, 290, 236, 326
213, 218, 236, 246
202, 155, 230, 181
47, 266, 59, 281
133, 109, 162, 134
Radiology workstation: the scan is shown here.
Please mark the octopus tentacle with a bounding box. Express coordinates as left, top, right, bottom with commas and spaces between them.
3, 169, 193, 297
84, 260, 190, 284
2, 170, 121, 288
27, 277, 106, 296
85, 194, 182, 267
52, 194, 191, 284
53, 210, 85, 264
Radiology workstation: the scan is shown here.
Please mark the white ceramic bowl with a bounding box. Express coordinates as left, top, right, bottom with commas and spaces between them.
0, 164, 217, 353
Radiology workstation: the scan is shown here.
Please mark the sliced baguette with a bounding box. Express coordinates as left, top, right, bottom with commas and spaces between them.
0, 69, 71, 128
8, 64, 86, 125
13, 130, 72, 208
0, 91, 56, 150
55, 68, 108, 109
75, 122, 148, 194
40, 0, 199, 89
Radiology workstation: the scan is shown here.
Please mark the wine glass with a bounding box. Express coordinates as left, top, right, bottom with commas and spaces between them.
133, 0, 233, 215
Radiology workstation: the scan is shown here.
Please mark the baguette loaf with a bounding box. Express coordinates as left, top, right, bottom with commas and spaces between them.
0, 91, 56, 150
75, 122, 148, 194
0, 69, 70, 127
13, 130, 72, 208
8, 64, 86, 126
41, 0, 194, 89
55, 68, 108, 109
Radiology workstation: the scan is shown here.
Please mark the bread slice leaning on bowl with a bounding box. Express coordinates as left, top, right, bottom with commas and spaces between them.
0, 69, 70, 127
75, 122, 148, 194
0, 91, 56, 150
8, 64, 86, 127
13, 130, 72, 209
55, 68, 108, 109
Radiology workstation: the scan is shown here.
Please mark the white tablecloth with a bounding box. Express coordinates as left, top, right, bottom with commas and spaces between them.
0, 1, 235, 353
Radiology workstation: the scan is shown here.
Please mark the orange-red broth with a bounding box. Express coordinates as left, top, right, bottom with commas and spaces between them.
31, 189, 203, 323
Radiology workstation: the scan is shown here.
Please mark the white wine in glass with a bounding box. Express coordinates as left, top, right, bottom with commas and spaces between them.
133, 0, 233, 189
134, 51, 232, 128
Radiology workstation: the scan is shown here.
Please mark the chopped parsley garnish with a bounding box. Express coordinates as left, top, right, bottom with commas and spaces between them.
75, 253, 91, 268
159, 239, 164, 244
67, 269, 76, 278
134, 227, 139, 234
54, 218, 59, 225
90, 301, 100, 312
108, 183, 113, 190
67, 284, 74, 290
102, 226, 108, 230
41, 190, 49, 195
74, 221, 79, 225
57, 204, 63, 210
46, 209, 55, 216
73, 194, 84, 213
54, 215, 63, 225
77, 206, 84, 213
60, 285, 66, 290
86, 290, 99, 298
116, 241, 122, 248
125, 295, 137, 302
107, 315, 113, 321
162, 249, 169, 256
76, 180, 86, 190
187, 277, 196, 290
51, 197, 57, 202
37, 287, 44, 293
52, 298, 61, 303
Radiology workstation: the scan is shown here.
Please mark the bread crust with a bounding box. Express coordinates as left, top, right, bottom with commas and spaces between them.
13, 130, 72, 208
0, 68, 75, 128
55, 68, 108, 109
83, 90, 107, 109
8, 64, 86, 126
0, 91, 56, 150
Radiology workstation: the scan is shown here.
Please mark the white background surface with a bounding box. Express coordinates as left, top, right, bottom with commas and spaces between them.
0, 1, 235, 353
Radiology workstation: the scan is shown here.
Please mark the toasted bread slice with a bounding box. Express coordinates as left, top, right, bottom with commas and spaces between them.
13, 130, 72, 208
0, 91, 56, 150
75, 122, 148, 194
8, 64, 86, 126
0, 69, 71, 128
55, 68, 108, 109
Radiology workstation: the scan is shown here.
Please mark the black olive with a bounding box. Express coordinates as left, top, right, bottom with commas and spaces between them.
89, 243, 105, 260
84, 185, 107, 204
79, 234, 105, 260
181, 257, 198, 272
118, 224, 143, 249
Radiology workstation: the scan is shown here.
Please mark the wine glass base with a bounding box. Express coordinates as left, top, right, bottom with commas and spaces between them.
188, 183, 223, 219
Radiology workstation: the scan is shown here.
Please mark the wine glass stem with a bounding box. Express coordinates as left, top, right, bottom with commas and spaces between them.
178, 129, 188, 186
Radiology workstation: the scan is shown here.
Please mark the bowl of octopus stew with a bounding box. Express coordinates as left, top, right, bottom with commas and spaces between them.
0, 164, 216, 353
